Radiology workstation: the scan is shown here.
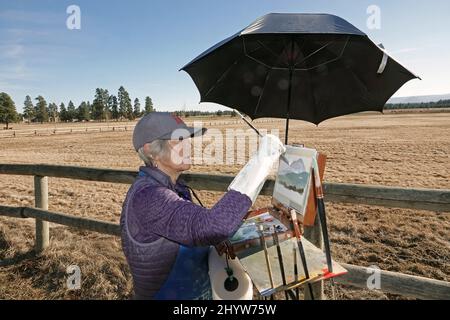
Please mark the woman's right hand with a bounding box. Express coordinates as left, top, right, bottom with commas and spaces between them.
256, 134, 286, 160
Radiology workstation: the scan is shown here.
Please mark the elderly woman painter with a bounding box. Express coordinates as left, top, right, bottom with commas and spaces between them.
120, 112, 285, 300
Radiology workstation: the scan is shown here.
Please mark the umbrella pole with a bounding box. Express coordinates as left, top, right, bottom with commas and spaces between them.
285, 118, 289, 145
285, 65, 294, 145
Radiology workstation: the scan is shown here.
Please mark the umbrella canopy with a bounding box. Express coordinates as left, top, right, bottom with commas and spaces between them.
181, 13, 419, 127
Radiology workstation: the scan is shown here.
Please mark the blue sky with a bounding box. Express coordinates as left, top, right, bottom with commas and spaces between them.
1, 0, 449, 113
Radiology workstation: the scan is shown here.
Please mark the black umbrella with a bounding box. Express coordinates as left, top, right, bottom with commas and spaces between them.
180, 13, 420, 144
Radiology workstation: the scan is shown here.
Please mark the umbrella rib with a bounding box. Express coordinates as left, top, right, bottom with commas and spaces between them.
348, 67, 371, 102
242, 37, 273, 69
294, 56, 340, 71
281, 37, 292, 67
294, 36, 350, 71
255, 40, 290, 68
294, 41, 335, 68
244, 53, 273, 69
253, 68, 273, 118
242, 36, 304, 70
204, 42, 265, 99
203, 58, 243, 98
292, 37, 307, 66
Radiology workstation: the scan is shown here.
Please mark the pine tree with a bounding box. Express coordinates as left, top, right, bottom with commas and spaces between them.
59, 103, 68, 122
134, 98, 141, 118
118, 87, 126, 119
48, 103, 59, 122
35, 96, 49, 123
118, 86, 133, 120
102, 89, 110, 120
92, 88, 108, 121
87, 101, 92, 119
109, 95, 119, 120
0, 92, 18, 129
77, 101, 90, 121
144, 96, 154, 114
23, 95, 35, 123
67, 100, 76, 121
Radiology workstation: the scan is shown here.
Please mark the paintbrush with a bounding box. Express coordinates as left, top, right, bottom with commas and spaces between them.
290, 209, 315, 300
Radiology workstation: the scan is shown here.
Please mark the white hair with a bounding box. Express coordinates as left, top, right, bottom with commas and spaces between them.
137, 139, 170, 166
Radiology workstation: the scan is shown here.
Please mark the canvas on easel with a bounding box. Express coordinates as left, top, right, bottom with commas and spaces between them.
272, 145, 318, 216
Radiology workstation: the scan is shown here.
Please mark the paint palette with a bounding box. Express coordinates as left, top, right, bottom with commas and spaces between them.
229, 209, 294, 253
236, 237, 348, 296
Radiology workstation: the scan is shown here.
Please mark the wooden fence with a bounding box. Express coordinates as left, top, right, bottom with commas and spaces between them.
0, 164, 449, 300
0, 119, 282, 139
0, 125, 135, 138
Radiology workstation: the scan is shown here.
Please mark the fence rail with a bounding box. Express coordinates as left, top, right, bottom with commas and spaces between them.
1, 163, 449, 300
1, 164, 449, 212
0, 125, 135, 138
0, 119, 283, 139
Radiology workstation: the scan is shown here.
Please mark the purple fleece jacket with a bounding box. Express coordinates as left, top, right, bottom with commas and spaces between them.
120, 165, 252, 299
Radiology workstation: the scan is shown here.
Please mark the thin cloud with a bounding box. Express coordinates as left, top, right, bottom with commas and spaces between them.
0, 9, 63, 25
0, 44, 25, 59
0, 80, 26, 91
2, 28, 51, 38
390, 47, 421, 54
0, 61, 33, 81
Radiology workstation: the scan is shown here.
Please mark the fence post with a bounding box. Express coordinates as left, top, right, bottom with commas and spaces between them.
34, 175, 49, 253
303, 212, 325, 300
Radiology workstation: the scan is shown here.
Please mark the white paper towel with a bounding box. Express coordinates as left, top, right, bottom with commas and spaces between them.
208, 247, 253, 300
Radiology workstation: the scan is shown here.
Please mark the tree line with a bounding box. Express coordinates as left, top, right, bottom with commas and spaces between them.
385, 99, 450, 109
0, 86, 239, 129
4, 90, 448, 129
0, 86, 155, 129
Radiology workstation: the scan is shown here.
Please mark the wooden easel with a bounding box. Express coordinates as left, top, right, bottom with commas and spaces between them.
304, 152, 327, 226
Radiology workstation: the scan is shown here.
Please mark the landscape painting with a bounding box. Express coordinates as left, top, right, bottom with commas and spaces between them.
272, 146, 318, 215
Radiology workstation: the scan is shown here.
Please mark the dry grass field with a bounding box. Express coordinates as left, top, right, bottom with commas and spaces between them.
0, 111, 449, 299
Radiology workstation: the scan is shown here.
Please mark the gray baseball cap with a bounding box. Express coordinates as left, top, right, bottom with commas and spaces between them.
132, 112, 207, 151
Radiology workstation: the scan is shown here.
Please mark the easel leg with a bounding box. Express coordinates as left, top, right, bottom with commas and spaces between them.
303, 212, 325, 300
